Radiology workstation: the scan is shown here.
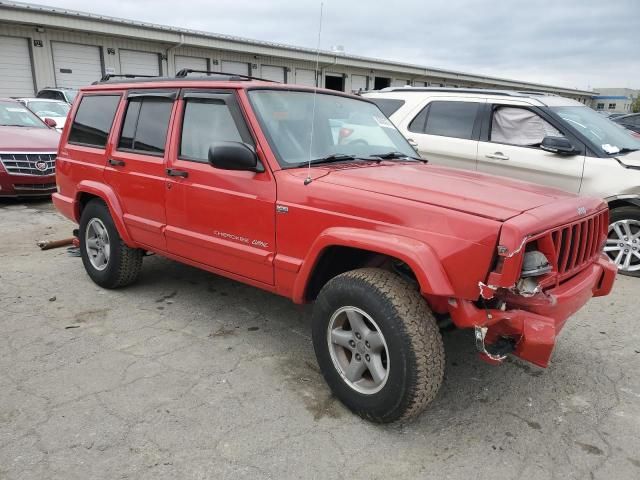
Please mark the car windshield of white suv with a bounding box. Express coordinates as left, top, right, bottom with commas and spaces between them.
552, 106, 640, 155
0, 101, 46, 128
248, 90, 417, 168
27, 101, 70, 118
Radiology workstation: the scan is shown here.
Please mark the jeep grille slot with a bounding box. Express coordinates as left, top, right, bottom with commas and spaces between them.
549, 211, 607, 278
0, 153, 57, 176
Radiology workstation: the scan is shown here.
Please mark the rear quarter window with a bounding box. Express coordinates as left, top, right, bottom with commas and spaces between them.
68, 95, 121, 148
368, 98, 405, 117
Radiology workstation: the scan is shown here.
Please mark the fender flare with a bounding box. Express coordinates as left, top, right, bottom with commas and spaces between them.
75, 180, 135, 246
605, 194, 640, 209
292, 227, 455, 303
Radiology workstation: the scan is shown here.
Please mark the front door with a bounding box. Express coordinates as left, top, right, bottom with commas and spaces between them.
104, 89, 178, 250
164, 89, 276, 285
477, 102, 585, 192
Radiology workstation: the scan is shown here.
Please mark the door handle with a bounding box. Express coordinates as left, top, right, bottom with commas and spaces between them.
485, 152, 509, 161
108, 158, 125, 167
166, 168, 189, 178
407, 138, 418, 148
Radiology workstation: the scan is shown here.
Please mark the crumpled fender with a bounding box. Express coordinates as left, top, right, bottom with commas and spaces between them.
292, 226, 455, 303
75, 180, 135, 246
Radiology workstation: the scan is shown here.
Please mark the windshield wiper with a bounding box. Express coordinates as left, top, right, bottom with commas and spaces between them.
291, 154, 358, 168
0, 124, 28, 127
616, 148, 639, 154
369, 151, 426, 162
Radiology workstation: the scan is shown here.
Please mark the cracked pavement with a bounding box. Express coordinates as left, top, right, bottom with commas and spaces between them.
1, 199, 639, 480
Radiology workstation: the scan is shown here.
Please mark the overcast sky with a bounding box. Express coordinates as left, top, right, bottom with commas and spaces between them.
30, 0, 640, 91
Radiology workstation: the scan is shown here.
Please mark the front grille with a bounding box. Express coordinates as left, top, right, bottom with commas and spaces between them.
13, 183, 57, 191
0, 152, 56, 176
539, 210, 608, 280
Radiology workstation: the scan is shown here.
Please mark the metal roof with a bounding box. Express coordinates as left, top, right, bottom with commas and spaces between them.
0, 0, 595, 96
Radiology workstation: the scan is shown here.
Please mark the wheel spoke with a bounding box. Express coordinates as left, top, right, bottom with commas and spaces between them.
622, 222, 633, 239
344, 356, 366, 382
604, 246, 622, 252
364, 331, 384, 352
614, 250, 624, 265
367, 354, 387, 385
606, 239, 621, 245
86, 237, 99, 249
331, 328, 354, 349
623, 251, 633, 269
633, 250, 640, 261
612, 223, 625, 239
95, 250, 106, 266
346, 310, 369, 337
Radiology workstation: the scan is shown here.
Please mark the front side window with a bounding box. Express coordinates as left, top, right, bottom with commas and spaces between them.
491, 107, 562, 147
0, 101, 46, 128
118, 97, 173, 154
180, 99, 243, 162
249, 90, 415, 168
409, 101, 479, 140
68, 95, 121, 147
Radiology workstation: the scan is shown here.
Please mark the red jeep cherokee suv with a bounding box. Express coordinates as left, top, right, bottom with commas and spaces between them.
53, 73, 616, 423
0, 99, 59, 197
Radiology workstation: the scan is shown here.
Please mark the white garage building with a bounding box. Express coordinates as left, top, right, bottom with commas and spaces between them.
0, 1, 594, 102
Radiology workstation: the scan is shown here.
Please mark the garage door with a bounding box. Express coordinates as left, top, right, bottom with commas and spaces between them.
52, 42, 102, 89
221, 61, 249, 76
391, 79, 409, 87
119, 50, 161, 77
174, 55, 208, 74
261, 65, 285, 83
351, 74, 367, 93
0, 36, 35, 97
295, 69, 316, 86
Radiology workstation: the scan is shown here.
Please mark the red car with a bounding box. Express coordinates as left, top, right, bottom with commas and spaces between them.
53, 74, 616, 423
0, 98, 60, 197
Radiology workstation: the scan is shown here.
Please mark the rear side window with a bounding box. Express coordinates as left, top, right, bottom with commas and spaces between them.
368, 98, 405, 117
409, 101, 479, 140
68, 95, 121, 148
118, 97, 173, 155
180, 99, 243, 162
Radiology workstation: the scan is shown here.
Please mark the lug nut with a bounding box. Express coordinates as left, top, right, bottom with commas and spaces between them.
349, 340, 356, 348
365, 354, 370, 362
355, 332, 362, 340
355, 353, 361, 361
365, 341, 370, 348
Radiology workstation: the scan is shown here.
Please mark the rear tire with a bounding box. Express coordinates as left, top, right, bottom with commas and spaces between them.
606, 206, 640, 277
312, 268, 445, 423
79, 199, 143, 288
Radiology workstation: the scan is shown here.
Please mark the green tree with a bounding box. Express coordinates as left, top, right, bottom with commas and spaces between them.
632, 96, 640, 113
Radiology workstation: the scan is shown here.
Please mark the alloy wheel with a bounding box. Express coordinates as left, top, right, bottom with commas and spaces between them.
85, 218, 111, 271
605, 219, 640, 273
327, 306, 390, 395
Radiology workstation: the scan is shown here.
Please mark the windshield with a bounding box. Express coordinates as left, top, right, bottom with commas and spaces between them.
27, 101, 70, 118
248, 90, 416, 168
0, 101, 46, 128
551, 106, 640, 155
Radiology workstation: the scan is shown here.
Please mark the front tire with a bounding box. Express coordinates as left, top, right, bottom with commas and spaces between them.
606, 206, 640, 277
312, 268, 445, 423
79, 199, 143, 288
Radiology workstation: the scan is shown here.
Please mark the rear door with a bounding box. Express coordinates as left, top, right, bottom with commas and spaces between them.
396, 97, 485, 171
164, 89, 276, 284
476, 101, 585, 192
103, 89, 178, 250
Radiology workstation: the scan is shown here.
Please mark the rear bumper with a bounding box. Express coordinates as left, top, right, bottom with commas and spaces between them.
0, 171, 57, 197
448, 255, 617, 367
52, 192, 77, 222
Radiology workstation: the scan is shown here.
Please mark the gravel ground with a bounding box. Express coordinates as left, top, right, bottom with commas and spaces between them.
1, 199, 639, 480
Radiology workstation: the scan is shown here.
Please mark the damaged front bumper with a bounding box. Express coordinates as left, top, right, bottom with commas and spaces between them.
447, 255, 617, 368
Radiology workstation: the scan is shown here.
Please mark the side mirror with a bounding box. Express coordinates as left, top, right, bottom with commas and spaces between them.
208, 142, 264, 173
43, 117, 57, 128
540, 136, 576, 155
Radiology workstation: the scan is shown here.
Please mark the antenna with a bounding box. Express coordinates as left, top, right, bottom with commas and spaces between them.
304, 1, 324, 186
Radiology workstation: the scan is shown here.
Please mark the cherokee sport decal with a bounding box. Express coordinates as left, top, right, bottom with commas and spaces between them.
213, 231, 269, 248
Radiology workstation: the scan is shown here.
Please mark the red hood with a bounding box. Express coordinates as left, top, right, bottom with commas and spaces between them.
0, 126, 60, 151
310, 162, 576, 221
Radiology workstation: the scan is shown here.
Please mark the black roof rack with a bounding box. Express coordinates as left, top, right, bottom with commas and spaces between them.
174, 68, 278, 83
94, 73, 160, 84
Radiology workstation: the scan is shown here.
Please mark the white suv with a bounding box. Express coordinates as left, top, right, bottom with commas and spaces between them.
364, 88, 640, 276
